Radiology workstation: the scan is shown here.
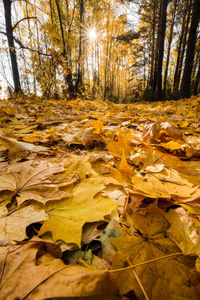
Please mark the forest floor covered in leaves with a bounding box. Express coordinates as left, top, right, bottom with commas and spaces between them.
1, 95, 200, 299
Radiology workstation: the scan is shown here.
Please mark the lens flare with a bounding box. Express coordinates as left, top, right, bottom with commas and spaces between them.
88, 29, 97, 41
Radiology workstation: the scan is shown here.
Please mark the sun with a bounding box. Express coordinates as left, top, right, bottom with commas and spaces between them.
88, 28, 97, 41
82, 24, 102, 43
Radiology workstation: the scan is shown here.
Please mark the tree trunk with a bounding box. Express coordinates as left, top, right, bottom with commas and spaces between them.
55, 0, 66, 56
104, 8, 110, 101
149, 0, 156, 88
75, 0, 84, 94
3, 0, 22, 94
156, 0, 168, 101
173, 0, 191, 96
163, 0, 178, 98
180, 0, 200, 98
177, 0, 192, 92
193, 62, 200, 95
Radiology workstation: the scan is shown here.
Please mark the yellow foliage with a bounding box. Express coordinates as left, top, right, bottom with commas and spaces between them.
161, 140, 182, 150
92, 119, 104, 134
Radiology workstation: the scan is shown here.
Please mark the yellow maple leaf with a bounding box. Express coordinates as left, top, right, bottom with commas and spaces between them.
92, 120, 104, 134
161, 141, 182, 150
39, 177, 117, 247
23, 136, 40, 143
187, 111, 197, 118
48, 127, 55, 133
119, 151, 133, 178
180, 121, 189, 128
104, 129, 132, 157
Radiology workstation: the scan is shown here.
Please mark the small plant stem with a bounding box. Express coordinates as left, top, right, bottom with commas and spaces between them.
126, 256, 150, 300
122, 191, 129, 216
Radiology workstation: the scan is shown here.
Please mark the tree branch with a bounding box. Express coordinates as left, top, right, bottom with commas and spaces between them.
12, 17, 38, 31
115, 31, 140, 43
0, 70, 14, 91
0, 31, 51, 56
11, 0, 53, 16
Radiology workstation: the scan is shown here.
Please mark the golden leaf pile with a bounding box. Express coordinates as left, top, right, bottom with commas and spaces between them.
1, 96, 200, 299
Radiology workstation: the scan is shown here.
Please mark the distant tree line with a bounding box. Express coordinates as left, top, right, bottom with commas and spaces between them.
129, 0, 200, 101
1, 0, 200, 101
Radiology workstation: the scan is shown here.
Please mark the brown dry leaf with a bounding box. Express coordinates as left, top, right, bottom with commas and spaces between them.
110, 156, 171, 199
129, 144, 200, 201
106, 135, 200, 202
164, 207, 200, 254
62, 127, 101, 146
128, 194, 147, 215
111, 236, 199, 299
145, 163, 164, 173
0, 239, 119, 299
0, 136, 48, 161
184, 137, 200, 158
195, 255, 200, 273
63, 153, 100, 180
90, 153, 113, 163
142, 122, 183, 143
109, 151, 135, 189
82, 221, 105, 245
0, 203, 48, 242
110, 205, 199, 299
100, 185, 127, 213
0, 160, 68, 206
129, 151, 146, 165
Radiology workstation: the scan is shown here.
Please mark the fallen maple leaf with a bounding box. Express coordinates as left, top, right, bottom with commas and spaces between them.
164, 207, 200, 254
62, 127, 101, 146
0, 239, 119, 299
39, 177, 117, 247
142, 122, 183, 143
0, 204, 48, 241
0, 160, 68, 206
82, 221, 105, 245
109, 205, 199, 299
104, 128, 133, 157
161, 140, 182, 150
0, 136, 48, 162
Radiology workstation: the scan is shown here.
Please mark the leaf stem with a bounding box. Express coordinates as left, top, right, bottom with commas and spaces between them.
77, 257, 94, 269
109, 252, 184, 273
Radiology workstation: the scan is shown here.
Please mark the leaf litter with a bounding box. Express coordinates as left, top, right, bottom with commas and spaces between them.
1, 96, 200, 299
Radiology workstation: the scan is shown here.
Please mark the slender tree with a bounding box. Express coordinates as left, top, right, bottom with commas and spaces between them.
173, 0, 192, 96
163, 0, 178, 98
180, 0, 200, 98
3, 0, 22, 94
75, 0, 84, 94
193, 62, 200, 95
152, 0, 168, 100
